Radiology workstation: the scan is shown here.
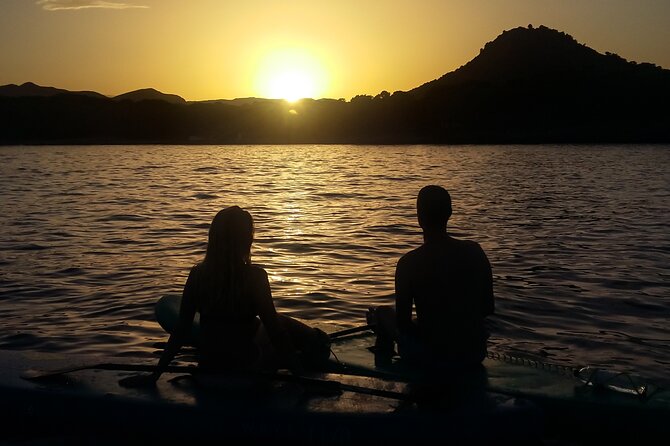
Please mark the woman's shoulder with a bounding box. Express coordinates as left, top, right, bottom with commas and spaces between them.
242, 264, 271, 299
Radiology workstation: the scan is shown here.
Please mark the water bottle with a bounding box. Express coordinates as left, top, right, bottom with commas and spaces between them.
575, 366, 648, 397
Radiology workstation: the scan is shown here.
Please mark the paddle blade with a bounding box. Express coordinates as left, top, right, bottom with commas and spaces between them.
21, 363, 108, 381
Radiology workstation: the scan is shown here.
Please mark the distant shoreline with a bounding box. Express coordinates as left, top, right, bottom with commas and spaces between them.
3, 142, 669, 148
2, 26, 669, 145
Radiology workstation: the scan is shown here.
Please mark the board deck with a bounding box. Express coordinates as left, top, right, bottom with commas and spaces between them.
5, 295, 664, 443
156, 293, 670, 419
327, 329, 670, 440
155, 294, 201, 341
0, 348, 539, 445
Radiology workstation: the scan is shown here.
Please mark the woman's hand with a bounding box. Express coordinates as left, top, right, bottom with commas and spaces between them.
118, 373, 159, 388
288, 353, 305, 376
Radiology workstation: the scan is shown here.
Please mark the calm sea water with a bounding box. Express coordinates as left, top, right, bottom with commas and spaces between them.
0, 145, 668, 384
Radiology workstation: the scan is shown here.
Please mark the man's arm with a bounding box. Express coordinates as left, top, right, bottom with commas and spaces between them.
395, 256, 416, 335
477, 245, 494, 317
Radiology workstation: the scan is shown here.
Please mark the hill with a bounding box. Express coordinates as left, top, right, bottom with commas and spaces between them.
113, 88, 186, 104
401, 25, 670, 143
0, 82, 105, 99
1, 25, 668, 144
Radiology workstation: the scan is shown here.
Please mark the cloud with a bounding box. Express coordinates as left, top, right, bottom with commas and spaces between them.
37, 0, 148, 11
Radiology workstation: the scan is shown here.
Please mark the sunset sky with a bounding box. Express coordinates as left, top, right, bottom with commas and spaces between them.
1, 0, 669, 101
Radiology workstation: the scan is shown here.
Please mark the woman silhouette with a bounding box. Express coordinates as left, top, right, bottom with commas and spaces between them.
122, 206, 329, 386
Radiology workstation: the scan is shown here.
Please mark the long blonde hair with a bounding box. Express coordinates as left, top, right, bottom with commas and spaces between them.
199, 206, 254, 312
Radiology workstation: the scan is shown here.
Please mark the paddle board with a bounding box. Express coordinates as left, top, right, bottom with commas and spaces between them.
326, 329, 670, 441
155, 294, 201, 342
2, 347, 540, 445
151, 294, 670, 441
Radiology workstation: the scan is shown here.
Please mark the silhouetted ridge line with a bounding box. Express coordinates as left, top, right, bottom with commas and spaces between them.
113, 88, 186, 104
0, 82, 105, 99
412, 25, 666, 95
1, 25, 669, 144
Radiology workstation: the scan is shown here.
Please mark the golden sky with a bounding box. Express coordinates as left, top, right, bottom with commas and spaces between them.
1, 0, 669, 101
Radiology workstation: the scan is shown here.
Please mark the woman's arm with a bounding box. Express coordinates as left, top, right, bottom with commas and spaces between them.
152, 269, 197, 380
120, 268, 197, 387
152, 284, 196, 381
251, 267, 300, 370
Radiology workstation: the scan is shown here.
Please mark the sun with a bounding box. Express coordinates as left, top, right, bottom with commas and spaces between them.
256, 48, 327, 102
266, 69, 316, 102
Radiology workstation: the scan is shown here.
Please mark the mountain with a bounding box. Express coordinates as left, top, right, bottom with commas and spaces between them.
0, 83, 187, 105
113, 88, 186, 104
1, 25, 668, 144
0, 82, 105, 99
413, 25, 666, 93
402, 25, 670, 143
196, 98, 283, 106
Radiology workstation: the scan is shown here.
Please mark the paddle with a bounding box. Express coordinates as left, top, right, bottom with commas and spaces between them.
328, 324, 374, 340
152, 324, 374, 350
22, 324, 387, 397
21, 363, 197, 381
21, 362, 413, 402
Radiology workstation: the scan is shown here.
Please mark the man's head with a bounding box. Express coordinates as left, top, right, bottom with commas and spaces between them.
417, 185, 452, 231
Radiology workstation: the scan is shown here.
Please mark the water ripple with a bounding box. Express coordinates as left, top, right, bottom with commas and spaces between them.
0, 144, 668, 384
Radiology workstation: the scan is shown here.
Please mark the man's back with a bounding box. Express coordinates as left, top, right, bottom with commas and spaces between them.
368, 185, 494, 367
395, 235, 494, 361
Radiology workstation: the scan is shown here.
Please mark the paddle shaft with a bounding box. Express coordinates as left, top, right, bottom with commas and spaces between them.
152, 324, 373, 349
328, 324, 374, 340
23, 362, 413, 402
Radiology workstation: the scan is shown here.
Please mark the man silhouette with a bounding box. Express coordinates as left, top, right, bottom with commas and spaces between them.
369, 185, 494, 369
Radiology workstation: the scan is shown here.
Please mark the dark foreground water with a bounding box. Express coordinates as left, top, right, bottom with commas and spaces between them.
0, 144, 668, 384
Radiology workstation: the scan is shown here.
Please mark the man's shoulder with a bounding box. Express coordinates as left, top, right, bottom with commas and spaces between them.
188, 262, 204, 276
398, 238, 488, 267
452, 237, 484, 252
398, 246, 423, 265
451, 237, 489, 260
